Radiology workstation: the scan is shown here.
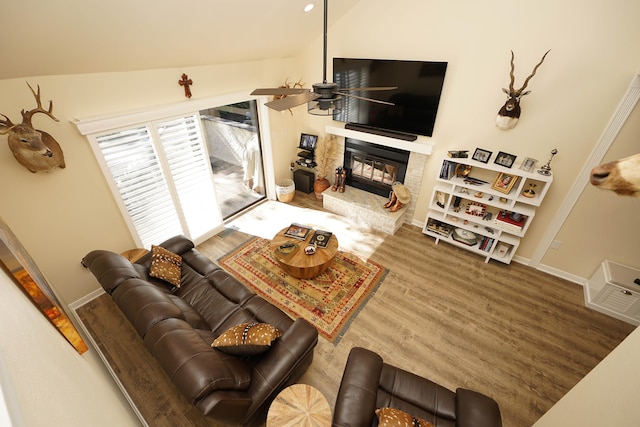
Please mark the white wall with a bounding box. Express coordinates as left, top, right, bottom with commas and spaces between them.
534, 325, 640, 426
0, 269, 139, 426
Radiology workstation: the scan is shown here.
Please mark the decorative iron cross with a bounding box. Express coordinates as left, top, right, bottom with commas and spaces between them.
179, 73, 193, 98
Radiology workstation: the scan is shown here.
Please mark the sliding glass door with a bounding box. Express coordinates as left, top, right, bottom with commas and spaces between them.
200, 100, 266, 219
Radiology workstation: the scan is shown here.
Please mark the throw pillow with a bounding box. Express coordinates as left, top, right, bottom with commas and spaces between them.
211, 322, 282, 356
149, 245, 182, 288
375, 407, 435, 427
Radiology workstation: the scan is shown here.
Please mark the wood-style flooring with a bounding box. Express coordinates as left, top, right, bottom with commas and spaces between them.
76, 190, 635, 427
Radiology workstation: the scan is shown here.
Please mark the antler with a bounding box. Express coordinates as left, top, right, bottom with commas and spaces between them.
516, 49, 551, 94
508, 50, 516, 93
0, 114, 16, 134
20, 82, 59, 127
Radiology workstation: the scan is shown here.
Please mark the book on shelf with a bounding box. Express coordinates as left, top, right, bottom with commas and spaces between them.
283, 223, 312, 240
439, 160, 456, 180
309, 230, 333, 248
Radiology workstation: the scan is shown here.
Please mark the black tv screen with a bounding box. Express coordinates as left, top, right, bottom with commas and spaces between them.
333, 58, 448, 137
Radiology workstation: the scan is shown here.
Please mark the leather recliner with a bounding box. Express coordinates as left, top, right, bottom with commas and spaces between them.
332, 347, 502, 427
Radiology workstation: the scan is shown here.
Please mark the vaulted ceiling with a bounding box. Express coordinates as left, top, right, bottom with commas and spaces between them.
1, 0, 359, 80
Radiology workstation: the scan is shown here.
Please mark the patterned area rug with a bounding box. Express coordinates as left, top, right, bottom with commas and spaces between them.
218, 237, 388, 343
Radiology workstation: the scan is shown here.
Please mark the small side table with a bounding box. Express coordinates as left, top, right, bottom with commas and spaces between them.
120, 248, 149, 263
267, 384, 331, 427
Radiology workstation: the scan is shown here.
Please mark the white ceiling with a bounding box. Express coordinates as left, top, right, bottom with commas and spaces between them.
0, 0, 360, 81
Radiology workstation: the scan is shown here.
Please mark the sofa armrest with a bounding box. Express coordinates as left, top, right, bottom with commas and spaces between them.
244, 318, 318, 422
82, 250, 142, 294
332, 347, 385, 427
455, 388, 502, 427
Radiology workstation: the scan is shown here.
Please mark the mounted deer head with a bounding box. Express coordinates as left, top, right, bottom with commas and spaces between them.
0, 82, 65, 173
496, 50, 550, 130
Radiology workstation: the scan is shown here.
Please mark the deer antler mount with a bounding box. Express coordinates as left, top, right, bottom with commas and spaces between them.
0, 82, 65, 173
496, 50, 550, 130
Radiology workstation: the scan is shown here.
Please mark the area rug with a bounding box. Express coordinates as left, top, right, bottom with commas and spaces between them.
218, 237, 388, 343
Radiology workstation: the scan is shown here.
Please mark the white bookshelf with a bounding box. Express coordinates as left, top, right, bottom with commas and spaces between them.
422, 156, 553, 264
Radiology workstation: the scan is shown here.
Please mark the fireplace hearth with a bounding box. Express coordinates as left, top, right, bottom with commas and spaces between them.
343, 138, 410, 198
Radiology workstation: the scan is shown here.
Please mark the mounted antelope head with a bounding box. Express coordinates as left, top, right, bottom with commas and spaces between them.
0, 83, 65, 173
496, 50, 550, 130
590, 153, 640, 197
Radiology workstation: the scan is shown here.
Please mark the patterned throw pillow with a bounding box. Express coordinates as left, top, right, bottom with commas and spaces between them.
149, 245, 182, 288
375, 407, 435, 427
211, 322, 282, 356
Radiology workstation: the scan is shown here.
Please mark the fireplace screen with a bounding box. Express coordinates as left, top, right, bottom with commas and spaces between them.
352, 155, 398, 186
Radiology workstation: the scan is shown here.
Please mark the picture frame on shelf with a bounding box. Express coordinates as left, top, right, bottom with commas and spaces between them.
465, 202, 486, 217
520, 157, 538, 172
494, 151, 517, 168
491, 172, 518, 194
472, 148, 492, 163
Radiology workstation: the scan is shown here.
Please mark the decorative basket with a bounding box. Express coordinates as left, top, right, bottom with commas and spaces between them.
276, 179, 295, 203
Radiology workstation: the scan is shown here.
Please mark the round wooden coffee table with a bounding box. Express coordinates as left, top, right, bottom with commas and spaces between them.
267, 384, 331, 427
272, 227, 338, 279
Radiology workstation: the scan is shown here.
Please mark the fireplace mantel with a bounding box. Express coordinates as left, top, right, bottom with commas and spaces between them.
325, 125, 434, 155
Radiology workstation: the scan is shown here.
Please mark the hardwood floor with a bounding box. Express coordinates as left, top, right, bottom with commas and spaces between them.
77, 190, 635, 427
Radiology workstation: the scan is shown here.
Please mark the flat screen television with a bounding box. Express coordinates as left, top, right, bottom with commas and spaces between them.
333, 58, 448, 137
299, 133, 318, 150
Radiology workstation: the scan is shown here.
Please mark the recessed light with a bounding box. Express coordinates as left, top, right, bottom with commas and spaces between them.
304, 3, 314, 12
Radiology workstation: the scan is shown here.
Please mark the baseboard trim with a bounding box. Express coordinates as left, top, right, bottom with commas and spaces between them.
69, 287, 105, 311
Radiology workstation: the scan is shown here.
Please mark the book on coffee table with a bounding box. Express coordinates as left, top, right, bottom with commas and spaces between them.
309, 230, 333, 248
283, 223, 312, 240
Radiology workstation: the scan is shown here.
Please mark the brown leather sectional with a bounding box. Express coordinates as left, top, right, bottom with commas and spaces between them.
82, 235, 318, 427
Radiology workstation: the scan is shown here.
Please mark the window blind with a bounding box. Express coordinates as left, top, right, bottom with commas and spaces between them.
95, 115, 220, 248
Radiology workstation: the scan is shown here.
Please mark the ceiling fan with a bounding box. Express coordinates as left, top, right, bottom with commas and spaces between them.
251, 0, 396, 115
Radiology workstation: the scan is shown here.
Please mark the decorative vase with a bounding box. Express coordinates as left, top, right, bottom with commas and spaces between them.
314, 177, 331, 200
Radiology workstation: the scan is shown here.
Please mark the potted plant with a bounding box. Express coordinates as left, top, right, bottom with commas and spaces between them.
313, 135, 340, 199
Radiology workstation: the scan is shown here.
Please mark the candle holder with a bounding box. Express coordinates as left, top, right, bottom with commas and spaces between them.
537, 149, 557, 176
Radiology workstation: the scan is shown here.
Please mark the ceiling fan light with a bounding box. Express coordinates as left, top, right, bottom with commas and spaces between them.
307, 97, 342, 116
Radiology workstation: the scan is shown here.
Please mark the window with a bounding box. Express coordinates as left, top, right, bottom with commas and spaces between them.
94, 114, 221, 248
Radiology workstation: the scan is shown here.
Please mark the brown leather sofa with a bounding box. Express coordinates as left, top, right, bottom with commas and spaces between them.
333, 347, 502, 427
82, 235, 318, 427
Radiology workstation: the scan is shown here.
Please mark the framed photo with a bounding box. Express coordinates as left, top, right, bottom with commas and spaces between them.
520, 157, 538, 172
472, 148, 492, 163
494, 151, 517, 168
492, 172, 518, 194
299, 133, 318, 151
465, 202, 486, 217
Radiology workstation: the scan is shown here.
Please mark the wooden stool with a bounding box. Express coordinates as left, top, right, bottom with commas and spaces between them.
267, 384, 331, 427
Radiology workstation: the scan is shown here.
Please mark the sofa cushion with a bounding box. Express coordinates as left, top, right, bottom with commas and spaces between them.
376, 407, 435, 427
211, 322, 282, 356
149, 245, 182, 287
144, 318, 251, 401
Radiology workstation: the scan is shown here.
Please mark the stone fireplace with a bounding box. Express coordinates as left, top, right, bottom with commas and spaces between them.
321, 125, 432, 234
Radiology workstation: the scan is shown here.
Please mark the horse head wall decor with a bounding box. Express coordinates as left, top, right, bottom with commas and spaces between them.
590, 153, 640, 197
496, 50, 550, 130
0, 82, 65, 173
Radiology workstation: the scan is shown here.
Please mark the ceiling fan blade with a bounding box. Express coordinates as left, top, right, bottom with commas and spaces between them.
251, 88, 309, 96
264, 92, 321, 111
340, 86, 398, 91
335, 92, 395, 106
